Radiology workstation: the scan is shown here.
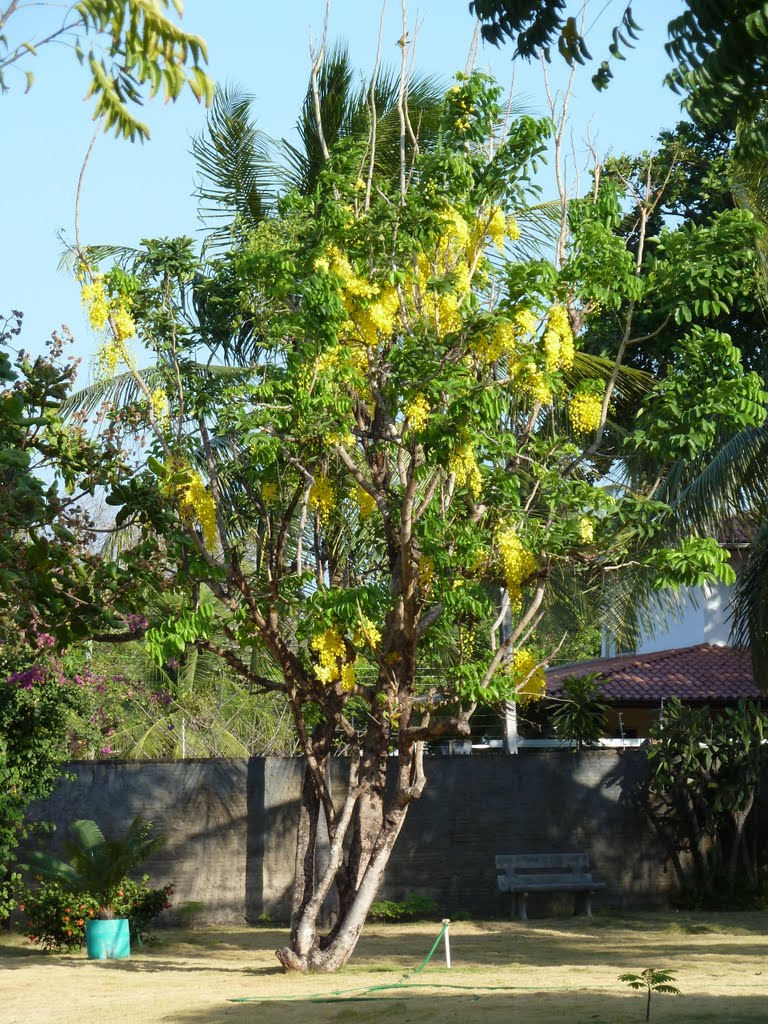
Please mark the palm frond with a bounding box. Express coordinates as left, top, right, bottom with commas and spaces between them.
729, 522, 768, 688
667, 425, 768, 531
193, 84, 282, 245
63, 362, 254, 419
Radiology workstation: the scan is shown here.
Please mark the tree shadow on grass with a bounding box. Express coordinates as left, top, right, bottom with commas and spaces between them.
157, 988, 768, 1024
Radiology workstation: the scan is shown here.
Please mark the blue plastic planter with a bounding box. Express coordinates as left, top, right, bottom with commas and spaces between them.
85, 918, 130, 960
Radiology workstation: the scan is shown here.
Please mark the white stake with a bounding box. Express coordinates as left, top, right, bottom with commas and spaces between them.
442, 918, 452, 969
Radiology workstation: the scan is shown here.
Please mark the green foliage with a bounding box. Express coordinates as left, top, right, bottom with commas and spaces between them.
0, 314, 144, 645
26, 818, 166, 918
629, 328, 767, 464
18, 875, 173, 952
645, 699, 768, 898
469, 1, 642, 91
0, 628, 99, 921
0, 1, 213, 141
72, 56, 768, 971
469, 2, 768, 157
550, 672, 607, 749
368, 893, 439, 922
618, 968, 680, 1022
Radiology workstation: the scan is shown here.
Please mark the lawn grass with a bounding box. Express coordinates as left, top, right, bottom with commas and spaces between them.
1, 911, 766, 1023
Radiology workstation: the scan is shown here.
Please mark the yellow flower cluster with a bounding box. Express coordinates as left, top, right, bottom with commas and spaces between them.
506, 215, 521, 242
354, 486, 377, 520
474, 319, 517, 365
317, 245, 400, 348
542, 304, 575, 372
309, 475, 336, 523
261, 482, 278, 505
150, 388, 168, 425
416, 255, 464, 335
82, 276, 135, 340
174, 468, 218, 548
487, 207, 507, 250
413, 207, 474, 336
512, 647, 546, 702
111, 305, 136, 343
404, 393, 431, 432
578, 517, 594, 544
353, 616, 382, 649
310, 626, 357, 691
81, 278, 110, 332
476, 207, 522, 252
311, 626, 346, 684
95, 339, 123, 380
418, 554, 435, 595
448, 442, 482, 498
324, 428, 355, 448
83, 275, 137, 380
515, 364, 553, 406
497, 524, 537, 610
569, 390, 603, 434
515, 308, 539, 337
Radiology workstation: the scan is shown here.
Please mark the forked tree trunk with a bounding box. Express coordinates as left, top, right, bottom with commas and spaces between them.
275, 736, 426, 972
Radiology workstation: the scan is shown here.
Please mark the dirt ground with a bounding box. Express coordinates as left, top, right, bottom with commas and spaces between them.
1, 912, 766, 1024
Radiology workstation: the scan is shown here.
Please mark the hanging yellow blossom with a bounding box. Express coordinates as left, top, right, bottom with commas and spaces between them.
506, 215, 521, 241
543, 304, 575, 371
448, 442, 482, 498
512, 647, 546, 702
149, 388, 169, 425
310, 626, 346, 685
353, 616, 382, 649
111, 305, 136, 343
514, 308, 539, 337
474, 319, 517, 365
340, 663, 356, 692
486, 206, 507, 250
418, 554, 435, 595
578, 517, 595, 544
404, 394, 431, 432
94, 339, 123, 380
309, 475, 336, 523
81, 277, 110, 332
324, 428, 355, 448
515, 364, 553, 406
497, 524, 537, 611
354, 486, 377, 520
569, 389, 603, 434
261, 482, 278, 505
164, 465, 218, 549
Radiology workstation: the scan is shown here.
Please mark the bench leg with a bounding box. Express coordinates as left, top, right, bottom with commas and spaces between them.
515, 892, 528, 921
574, 892, 592, 917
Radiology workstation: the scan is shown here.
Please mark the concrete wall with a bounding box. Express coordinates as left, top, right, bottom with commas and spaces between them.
24, 751, 684, 924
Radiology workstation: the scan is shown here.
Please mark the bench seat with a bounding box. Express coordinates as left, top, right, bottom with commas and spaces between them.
496, 853, 606, 920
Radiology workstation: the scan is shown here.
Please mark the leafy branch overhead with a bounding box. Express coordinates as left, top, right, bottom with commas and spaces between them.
469, 1, 768, 156
0, 0, 213, 140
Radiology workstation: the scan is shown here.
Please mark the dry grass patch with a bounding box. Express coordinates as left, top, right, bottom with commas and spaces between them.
1, 912, 766, 1024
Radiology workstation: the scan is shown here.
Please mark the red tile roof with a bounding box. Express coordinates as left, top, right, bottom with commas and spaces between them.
717, 516, 758, 548
546, 644, 765, 704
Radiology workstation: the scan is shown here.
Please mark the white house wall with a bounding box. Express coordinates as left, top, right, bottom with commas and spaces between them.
605, 551, 744, 656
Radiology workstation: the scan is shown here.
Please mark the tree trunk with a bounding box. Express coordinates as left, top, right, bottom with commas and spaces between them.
275, 738, 424, 973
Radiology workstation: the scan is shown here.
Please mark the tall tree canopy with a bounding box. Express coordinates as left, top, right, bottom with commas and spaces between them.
72, 59, 766, 971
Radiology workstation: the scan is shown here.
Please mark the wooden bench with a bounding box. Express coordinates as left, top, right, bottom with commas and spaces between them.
496, 853, 606, 921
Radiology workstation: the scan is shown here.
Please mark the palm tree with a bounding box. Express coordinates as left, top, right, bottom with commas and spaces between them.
26, 818, 165, 919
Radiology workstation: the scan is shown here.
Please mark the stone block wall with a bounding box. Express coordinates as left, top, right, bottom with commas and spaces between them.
23, 750, 693, 923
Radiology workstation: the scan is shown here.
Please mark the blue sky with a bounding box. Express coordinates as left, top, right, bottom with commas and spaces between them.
4, 1, 685, 372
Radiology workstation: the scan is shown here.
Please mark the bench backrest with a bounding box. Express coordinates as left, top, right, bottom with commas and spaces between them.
496, 853, 592, 883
